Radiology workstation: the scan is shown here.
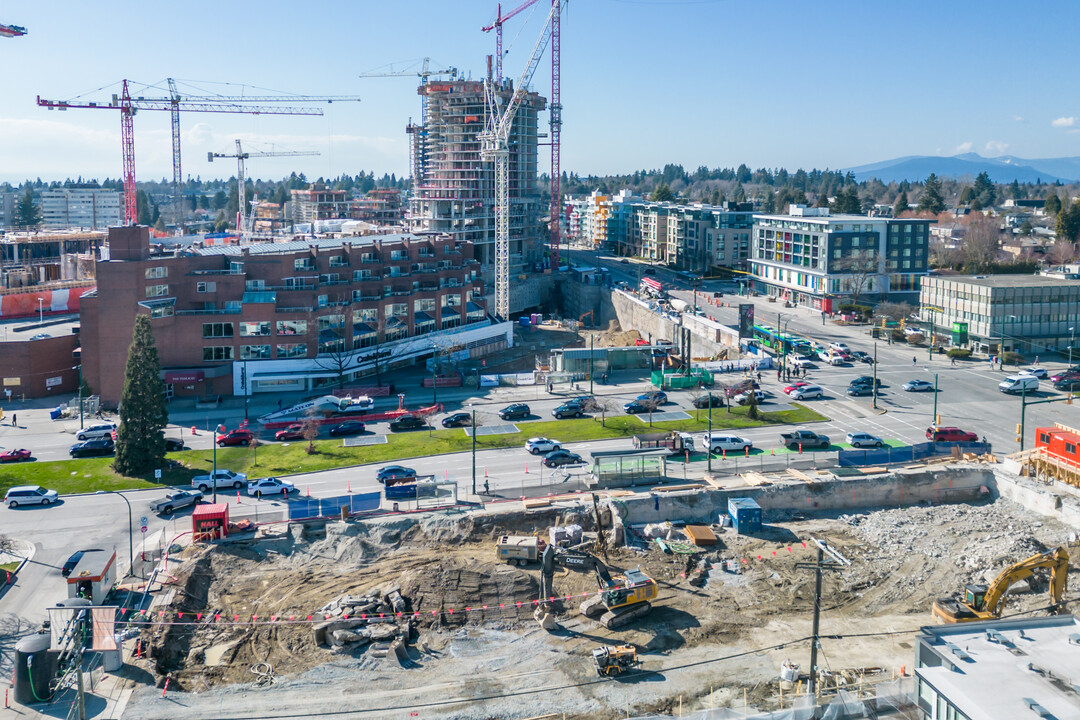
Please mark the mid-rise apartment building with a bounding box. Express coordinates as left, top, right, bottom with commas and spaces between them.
81, 226, 505, 405
287, 186, 351, 224
40, 187, 122, 230
750, 205, 931, 311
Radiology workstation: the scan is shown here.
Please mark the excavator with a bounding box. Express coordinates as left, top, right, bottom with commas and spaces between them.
932, 547, 1070, 624
536, 544, 658, 630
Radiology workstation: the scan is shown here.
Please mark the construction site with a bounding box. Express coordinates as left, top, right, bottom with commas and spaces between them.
98, 458, 1080, 720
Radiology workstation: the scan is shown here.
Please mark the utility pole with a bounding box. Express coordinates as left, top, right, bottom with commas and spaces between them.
706, 399, 713, 473
470, 404, 477, 496
871, 340, 878, 410
589, 334, 594, 395
795, 537, 850, 713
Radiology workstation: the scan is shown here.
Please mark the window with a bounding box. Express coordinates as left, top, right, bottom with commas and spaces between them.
246, 279, 266, 291
317, 314, 345, 330
145, 266, 167, 279
240, 321, 271, 337
276, 343, 307, 359
146, 284, 169, 298
328, 255, 347, 267
150, 303, 173, 319
202, 322, 233, 338
353, 308, 378, 323
196, 281, 216, 293
1040, 432, 1051, 444
317, 294, 328, 308
294, 258, 315, 271
240, 345, 271, 360
319, 273, 340, 284
203, 346, 234, 361
442, 293, 462, 307
385, 303, 407, 318
414, 298, 436, 313
1067, 442, 1077, 455
276, 320, 307, 336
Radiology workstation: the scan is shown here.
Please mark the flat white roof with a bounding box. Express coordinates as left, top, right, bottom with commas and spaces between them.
917, 616, 1080, 720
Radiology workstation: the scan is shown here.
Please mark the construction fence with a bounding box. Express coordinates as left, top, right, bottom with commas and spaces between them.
837, 442, 992, 468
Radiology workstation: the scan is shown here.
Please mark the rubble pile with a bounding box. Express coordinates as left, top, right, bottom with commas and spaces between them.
314, 586, 414, 660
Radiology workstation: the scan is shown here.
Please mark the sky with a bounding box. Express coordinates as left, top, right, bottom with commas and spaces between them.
3, 0, 1080, 185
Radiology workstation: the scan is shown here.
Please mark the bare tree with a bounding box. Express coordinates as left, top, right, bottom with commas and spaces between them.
640, 397, 662, 426
1048, 240, 1078, 266
874, 301, 915, 323
302, 408, 320, 454
833, 253, 880, 307
961, 216, 1001, 273
593, 398, 616, 427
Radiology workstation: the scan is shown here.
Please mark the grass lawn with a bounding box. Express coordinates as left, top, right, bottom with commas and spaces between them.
0, 403, 825, 496
1, 561, 18, 574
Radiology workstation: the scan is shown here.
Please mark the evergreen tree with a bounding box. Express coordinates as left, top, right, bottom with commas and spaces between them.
1009, 179, 1022, 199
894, 190, 910, 216
1056, 199, 1080, 244
918, 174, 946, 214
650, 183, 674, 202
113, 315, 168, 476
15, 189, 41, 228
972, 171, 996, 208
1045, 192, 1062, 217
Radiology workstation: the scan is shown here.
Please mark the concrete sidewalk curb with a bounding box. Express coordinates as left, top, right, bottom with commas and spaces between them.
0, 538, 35, 604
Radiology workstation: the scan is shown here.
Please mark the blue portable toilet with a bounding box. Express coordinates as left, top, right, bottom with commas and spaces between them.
518, 316, 531, 327
727, 497, 761, 535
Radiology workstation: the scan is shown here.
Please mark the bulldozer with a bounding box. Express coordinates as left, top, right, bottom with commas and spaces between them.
535, 544, 658, 630
932, 547, 1070, 623
592, 644, 639, 676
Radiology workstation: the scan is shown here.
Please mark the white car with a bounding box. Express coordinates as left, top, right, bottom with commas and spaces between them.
1020, 367, 1048, 380
247, 477, 295, 497
828, 342, 850, 353
77, 422, 117, 441
902, 379, 935, 392
789, 385, 824, 400
732, 390, 766, 406
525, 437, 561, 455
791, 357, 814, 369
846, 432, 884, 448
704, 433, 753, 453
827, 355, 848, 366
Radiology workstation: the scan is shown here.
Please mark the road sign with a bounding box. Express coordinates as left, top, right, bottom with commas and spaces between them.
155, 469, 162, 480
139, 516, 148, 527
141, 526, 148, 534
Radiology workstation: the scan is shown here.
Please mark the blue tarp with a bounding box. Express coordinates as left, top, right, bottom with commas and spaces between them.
288, 492, 381, 519
837, 442, 992, 467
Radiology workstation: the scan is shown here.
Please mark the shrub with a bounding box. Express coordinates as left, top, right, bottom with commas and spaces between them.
946, 348, 972, 359
906, 333, 927, 345
1002, 351, 1026, 366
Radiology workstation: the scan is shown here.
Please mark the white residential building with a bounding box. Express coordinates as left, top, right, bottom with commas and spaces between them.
41, 188, 122, 230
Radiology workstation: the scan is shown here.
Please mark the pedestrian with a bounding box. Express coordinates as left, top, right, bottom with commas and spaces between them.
11, 413, 15, 427
912, 356, 917, 366
951, 357, 957, 367
483, 479, 490, 494
277, 399, 283, 410
756, 371, 762, 383
776, 369, 782, 381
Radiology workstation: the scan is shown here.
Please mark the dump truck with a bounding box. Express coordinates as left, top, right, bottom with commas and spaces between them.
779, 429, 830, 450
632, 432, 695, 454
495, 535, 545, 566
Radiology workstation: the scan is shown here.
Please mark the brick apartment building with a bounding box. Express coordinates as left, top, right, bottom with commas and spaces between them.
81, 226, 507, 405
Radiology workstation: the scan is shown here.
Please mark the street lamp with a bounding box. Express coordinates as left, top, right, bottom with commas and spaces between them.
211, 423, 224, 504
430, 344, 440, 407
872, 340, 879, 410
469, 403, 477, 497
95, 490, 133, 578
72, 357, 83, 430
37, 297, 43, 325
926, 368, 939, 426
1070, 327, 1075, 366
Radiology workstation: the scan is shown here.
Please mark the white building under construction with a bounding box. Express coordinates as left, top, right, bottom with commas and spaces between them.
407, 79, 547, 271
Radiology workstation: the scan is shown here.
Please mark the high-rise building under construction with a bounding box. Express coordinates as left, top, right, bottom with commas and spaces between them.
408, 79, 547, 271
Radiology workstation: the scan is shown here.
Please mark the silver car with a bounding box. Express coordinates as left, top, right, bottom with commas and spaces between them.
789, 385, 823, 400
845, 432, 884, 449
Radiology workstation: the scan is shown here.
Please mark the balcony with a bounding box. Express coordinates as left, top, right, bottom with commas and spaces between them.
189, 269, 245, 276
275, 306, 313, 314
175, 308, 241, 316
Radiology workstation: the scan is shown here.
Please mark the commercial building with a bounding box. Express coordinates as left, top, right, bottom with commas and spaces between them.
750, 205, 931, 311
81, 226, 507, 405
920, 274, 1080, 355
40, 187, 122, 230
407, 79, 546, 268
915, 615, 1080, 720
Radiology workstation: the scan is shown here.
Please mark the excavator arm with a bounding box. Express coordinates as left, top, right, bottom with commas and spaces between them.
981, 547, 1069, 617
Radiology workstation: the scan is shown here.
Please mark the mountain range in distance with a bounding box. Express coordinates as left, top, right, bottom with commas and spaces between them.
844, 153, 1080, 184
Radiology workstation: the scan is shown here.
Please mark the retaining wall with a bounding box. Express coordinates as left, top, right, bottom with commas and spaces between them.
611, 291, 734, 357
992, 467, 1080, 527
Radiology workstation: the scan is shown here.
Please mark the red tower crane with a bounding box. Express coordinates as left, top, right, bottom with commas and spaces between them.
37, 80, 360, 227
483, 0, 563, 268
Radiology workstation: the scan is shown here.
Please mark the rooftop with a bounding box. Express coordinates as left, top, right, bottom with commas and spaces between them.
0, 314, 79, 343
925, 274, 1080, 288
917, 616, 1080, 720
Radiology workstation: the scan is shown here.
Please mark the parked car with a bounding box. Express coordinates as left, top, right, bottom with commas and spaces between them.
499, 403, 531, 420
441, 412, 473, 428
0, 448, 31, 463
643, 268, 656, 275
76, 423, 116, 442
389, 415, 426, 432
4, 485, 58, 508
788, 385, 824, 400
543, 449, 584, 468
149, 489, 203, 516
926, 426, 978, 443
247, 477, 295, 497
164, 437, 186, 452
704, 433, 753, 453
217, 429, 254, 446
849, 376, 883, 388
376, 465, 417, 484
902, 379, 935, 392
783, 381, 810, 395
732, 390, 766, 406
692, 393, 725, 409
61, 548, 103, 577
329, 421, 366, 437
274, 424, 307, 441
636, 390, 667, 405
525, 437, 561, 454
552, 402, 585, 419
623, 400, 653, 414
191, 469, 248, 492
1019, 367, 1048, 380
69, 439, 115, 458
845, 432, 884, 449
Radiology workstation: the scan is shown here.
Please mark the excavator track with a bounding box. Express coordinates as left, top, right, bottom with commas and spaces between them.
600, 601, 651, 629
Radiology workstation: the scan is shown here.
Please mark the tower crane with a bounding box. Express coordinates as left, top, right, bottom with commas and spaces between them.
0, 22, 27, 37
208, 140, 319, 237
481, 0, 558, 320
37, 80, 360, 228
483, 1, 564, 269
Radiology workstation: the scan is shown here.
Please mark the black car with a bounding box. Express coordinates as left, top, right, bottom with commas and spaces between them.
389, 415, 426, 432
164, 437, 186, 452
543, 450, 583, 468
643, 268, 656, 275
441, 412, 472, 428
623, 400, 650, 414
61, 548, 103, 577
692, 393, 725, 409
552, 402, 584, 419
1054, 378, 1080, 392
846, 385, 875, 397
329, 421, 366, 437
849, 376, 883, 388
499, 403, 531, 420
376, 465, 417, 484
69, 439, 115, 458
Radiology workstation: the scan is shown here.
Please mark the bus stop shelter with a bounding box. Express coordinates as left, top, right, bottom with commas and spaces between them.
589, 448, 669, 489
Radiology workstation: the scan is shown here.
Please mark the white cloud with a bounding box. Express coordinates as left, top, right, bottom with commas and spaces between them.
1052, 116, 1076, 128
953, 141, 973, 153
1013, 115, 1026, 123
985, 140, 1008, 154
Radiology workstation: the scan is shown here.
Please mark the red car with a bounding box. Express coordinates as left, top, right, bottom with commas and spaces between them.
926, 427, 979, 443
217, 429, 254, 447
783, 381, 810, 395
274, 424, 306, 441
0, 448, 31, 462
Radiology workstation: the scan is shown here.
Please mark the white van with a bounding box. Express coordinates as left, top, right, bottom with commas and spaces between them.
998, 375, 1039, 394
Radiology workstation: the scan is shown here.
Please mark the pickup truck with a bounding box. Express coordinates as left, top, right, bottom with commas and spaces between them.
191, 469, 248, 492
779, 429, 831, 450
149, 489, 203, 516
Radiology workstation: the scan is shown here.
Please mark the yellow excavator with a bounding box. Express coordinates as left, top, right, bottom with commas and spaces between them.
536, 545, 658, 630
932, 547, 1070, 623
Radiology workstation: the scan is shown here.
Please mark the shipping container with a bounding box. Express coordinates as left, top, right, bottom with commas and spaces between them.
727, 497, 761, 535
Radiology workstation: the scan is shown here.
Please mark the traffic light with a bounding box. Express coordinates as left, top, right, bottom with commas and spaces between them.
1068, 393, 1073, 405
881, 318, 886, 328
900, 318, 905, 330
1016, 423, 1022, 443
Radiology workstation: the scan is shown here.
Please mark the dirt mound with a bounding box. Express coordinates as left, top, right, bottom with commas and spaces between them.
398, 559, 538, 625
